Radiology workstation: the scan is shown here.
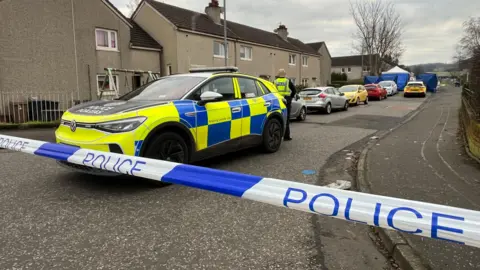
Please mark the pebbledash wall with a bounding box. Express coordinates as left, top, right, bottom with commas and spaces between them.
461, 50, 480, 160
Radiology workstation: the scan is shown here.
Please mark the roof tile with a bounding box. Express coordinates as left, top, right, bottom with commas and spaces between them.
129, 20, 163, 49
146, 0, 319, 55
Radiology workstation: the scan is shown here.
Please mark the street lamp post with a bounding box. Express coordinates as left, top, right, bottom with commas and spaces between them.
223, 0, 227, 66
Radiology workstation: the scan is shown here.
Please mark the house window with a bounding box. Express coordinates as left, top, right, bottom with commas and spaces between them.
302, 56, 308, 67
95, 28, 118, 51
347, 67, 352, 73
214, 41, 228, 58
289, 77, 296, 84
341, 68, 345, 73
289, 54, 296, 65
301, 78, 308, 86
97, 74, 119, 94
240, 46, 253, 60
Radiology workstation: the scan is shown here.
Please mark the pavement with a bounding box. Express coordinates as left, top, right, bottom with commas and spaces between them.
0, 93, 429, 269
366, 86, 480, 270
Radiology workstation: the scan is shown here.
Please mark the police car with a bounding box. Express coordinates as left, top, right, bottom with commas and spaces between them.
56, 67, 288, 175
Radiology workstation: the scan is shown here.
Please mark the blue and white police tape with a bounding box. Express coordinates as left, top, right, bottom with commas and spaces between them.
1, 134, 480, 248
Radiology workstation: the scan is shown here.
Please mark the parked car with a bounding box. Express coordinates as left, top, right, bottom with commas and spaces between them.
338, 85, 369, 106
298, 87, 349, 114
365, 84, 388, 100
378, 80, 398, 95
404, 81, 427, 97
55, 67, 289, 176
290, 94, 307, 121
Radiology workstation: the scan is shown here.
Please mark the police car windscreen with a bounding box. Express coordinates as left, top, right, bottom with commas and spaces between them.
117, 76, 205, 101
338, 85, 358, 92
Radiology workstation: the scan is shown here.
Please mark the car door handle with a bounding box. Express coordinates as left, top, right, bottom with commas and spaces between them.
185, 112, 196, 117
231, 107, 241, 113
264, 102, 271, 107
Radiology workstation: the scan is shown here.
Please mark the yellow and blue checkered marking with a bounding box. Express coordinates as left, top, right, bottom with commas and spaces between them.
172, 93, 285, 151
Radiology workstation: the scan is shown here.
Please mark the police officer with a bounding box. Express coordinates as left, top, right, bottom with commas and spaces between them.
274, 69, 296, 141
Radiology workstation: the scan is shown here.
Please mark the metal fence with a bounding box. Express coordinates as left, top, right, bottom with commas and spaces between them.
0, 92, 88, 124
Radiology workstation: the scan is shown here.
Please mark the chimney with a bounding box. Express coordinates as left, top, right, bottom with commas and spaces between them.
205, 0, 222, 25
274, 24, 289, 41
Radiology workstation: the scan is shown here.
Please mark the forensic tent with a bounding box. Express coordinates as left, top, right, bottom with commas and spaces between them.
379, 74, 398, 83
364, 76, 379, 84
381, 66, 411, 91
416, 73, 438, 92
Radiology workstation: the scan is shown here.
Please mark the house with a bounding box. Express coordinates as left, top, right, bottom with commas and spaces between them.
131, 0, 321, 86
306, 42, 332, 85
0, 0, 162, 111
331, 54, 394, 80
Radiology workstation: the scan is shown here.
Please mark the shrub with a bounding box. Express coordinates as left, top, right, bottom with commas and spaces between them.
331, 72, 347, 81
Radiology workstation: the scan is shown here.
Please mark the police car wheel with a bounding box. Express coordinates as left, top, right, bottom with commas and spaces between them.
262, 118, 282, 153
144, 132, 189, 164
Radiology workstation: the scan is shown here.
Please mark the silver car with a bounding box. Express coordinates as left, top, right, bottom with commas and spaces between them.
289, 94, 307, 121
298, 87, 349, 114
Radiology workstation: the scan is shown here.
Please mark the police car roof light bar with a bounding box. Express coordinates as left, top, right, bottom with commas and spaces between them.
189, 66, 239, 73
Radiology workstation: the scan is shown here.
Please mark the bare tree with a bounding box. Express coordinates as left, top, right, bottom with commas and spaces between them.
127, 0, 142, 16
350, 0, 404, 75
457, 17, 480, 58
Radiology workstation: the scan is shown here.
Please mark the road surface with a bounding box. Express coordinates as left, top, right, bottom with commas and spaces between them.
0, 93, 428, 269
367, 85, 480, 270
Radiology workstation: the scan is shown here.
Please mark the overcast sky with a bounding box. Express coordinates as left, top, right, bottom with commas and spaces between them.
111, 0, 478, 65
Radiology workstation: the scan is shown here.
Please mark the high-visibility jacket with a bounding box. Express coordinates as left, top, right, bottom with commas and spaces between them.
274, 77, 291, 96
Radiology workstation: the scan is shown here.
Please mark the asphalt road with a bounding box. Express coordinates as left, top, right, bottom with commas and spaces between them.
367, 86, 480, 270
0, 93, 428, 270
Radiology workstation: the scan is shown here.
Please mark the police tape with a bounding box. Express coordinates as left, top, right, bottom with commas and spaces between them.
1, 134, 480, 248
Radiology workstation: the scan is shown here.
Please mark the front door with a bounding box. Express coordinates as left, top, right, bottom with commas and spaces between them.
192, 77, 241, 152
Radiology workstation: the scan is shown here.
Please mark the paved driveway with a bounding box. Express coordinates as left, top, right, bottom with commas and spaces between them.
0, 93, 429, 269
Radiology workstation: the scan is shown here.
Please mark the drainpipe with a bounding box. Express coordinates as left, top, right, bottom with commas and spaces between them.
299, 53, 302, 86
70, 0, 80, 100
234, 39, 237, 67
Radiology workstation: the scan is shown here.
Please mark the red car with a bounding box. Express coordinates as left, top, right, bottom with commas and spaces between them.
365, 84, 388, 100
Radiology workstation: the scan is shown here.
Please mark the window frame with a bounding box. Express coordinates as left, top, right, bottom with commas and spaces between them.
289, 54, 297, 65
96, 74, 119, 95
240, 45, 253, 61
302, 56, 308, 67
341, 68, 345, 73
186, 76, 238, 101
95, 28, 118, 51
301, 78, 308, 86
213, 41, 228, 58
347, 67, 352, 73
236, 76, 264, 99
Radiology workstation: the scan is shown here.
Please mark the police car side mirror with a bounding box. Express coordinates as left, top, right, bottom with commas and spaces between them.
198, 91, 223, 106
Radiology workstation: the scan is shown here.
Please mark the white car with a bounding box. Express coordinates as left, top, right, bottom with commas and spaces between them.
378, 80, 398, 96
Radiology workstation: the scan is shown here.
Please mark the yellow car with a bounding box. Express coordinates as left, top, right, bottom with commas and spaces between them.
404, 81, 427, 97
338, 84, 369, 105
55, 67, 288, 175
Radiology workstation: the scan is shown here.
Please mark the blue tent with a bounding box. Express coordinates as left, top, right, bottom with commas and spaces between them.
364, 76, 379, 84
416, 73, 438, 92
379, 74, 398, 82
381, 66, 411, 91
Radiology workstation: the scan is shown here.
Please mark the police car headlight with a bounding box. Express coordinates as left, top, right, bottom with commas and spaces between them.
94, 117, 147, 133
